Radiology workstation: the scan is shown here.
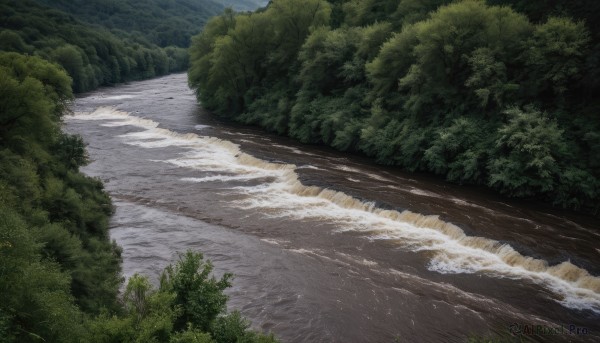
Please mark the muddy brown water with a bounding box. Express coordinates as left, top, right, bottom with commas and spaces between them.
65, 74, 600, 342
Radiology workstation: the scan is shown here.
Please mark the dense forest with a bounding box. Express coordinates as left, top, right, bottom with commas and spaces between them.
0, 52, 121, 340
33, 0, 224, 48
0, 0, 191, 92
0, 52, 277, 342
188, 0, 600, 215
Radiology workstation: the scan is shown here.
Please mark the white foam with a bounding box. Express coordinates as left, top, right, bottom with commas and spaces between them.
181, 175, 264, 183
102, 95, 135, 100
260, 238, 290, 246
288, 248, 315, 255
337, 165, 392, 182
337, 165, 364, 174
336, 252, 379, 267
270, 144, 317, 156
409, 188, 443, 198
365, 172, 392, 182
296, 165, 323, 170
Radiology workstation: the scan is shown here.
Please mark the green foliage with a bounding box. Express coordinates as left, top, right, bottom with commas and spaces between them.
89, 273, 179, 343
170, 325, 213, 343
290, 25, 376, 145
0, 205, 86, 343
359, 117, 433, 169
210, 312, 251, 343
188, 9, 237, 112
488, 107, 567, 197
464, 48, 520, 109
393, 0, 453, 26
50, 45, 89, 93
0, 30, 33, 54
188, 0, 331, 117
53, 133, 89, 171
554, 167, 599, 212
211, 311, 277, 343
0, 52, 122, 342
342, 0, 399, 27
160, 251, 233, 332
34, 0, 224, 48
378, 0, 532, 115
189, 0, 600, 214
88, 252, 277, 343
523, 17, 590, 102
365, 24, 419, 108
424, 118, 490, 183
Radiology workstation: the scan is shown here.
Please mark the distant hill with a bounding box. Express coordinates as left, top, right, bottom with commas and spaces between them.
0, 0, 271, 93
219, 0, 270, 11
0, 0, 191, 92
33, 0, 225, 47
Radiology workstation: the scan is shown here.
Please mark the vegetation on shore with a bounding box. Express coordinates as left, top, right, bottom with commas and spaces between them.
89, 251, 278, 343
1, 51, 120, 341
0, 51, 276, 342
188, 0, 600, 215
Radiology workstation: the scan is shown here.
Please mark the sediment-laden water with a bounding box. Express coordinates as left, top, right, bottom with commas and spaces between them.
65, 74, 600, 342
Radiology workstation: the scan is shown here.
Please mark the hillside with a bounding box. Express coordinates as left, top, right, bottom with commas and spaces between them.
33, 0, 225, 47
221, 0, 270, 11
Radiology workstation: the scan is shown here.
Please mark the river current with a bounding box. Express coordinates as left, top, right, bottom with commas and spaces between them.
65, 74, 600, 342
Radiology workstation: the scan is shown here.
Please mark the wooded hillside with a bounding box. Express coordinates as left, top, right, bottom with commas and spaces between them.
189, 0, 600, 215
1, 0, 191, 92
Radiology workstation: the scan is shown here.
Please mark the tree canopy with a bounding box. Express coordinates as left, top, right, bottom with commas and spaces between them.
1, 52, 121, 340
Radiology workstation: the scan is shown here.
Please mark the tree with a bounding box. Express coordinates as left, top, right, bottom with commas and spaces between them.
160, 251, 232, 332
266, 0, 331, 71
0, 206, 86, 343
188, 9, 237, 112
0, 30, 32, 53
523, 17, 590, 104
488, 106, 568, 197
424, 117, 490, 183
88, 251, 277, 343
397, 0, 531, 115
51, 45, 88, 92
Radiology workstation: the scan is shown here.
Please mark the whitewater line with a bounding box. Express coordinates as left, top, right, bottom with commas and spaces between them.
69, 107, 600, 314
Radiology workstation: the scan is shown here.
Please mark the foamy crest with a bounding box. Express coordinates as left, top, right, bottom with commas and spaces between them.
181, 175, 266, 183
101, 95, 135, 100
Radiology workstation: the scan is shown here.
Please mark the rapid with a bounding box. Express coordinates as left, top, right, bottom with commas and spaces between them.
65, 74, 600, 342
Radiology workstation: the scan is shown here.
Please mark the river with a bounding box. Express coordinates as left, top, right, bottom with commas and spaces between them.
65, 73, 600, 342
